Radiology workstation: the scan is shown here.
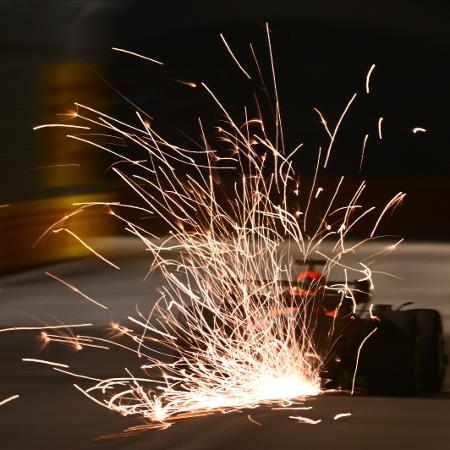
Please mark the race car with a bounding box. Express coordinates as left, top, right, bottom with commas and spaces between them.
282, 259, 447, 395
175, 259, 447, 395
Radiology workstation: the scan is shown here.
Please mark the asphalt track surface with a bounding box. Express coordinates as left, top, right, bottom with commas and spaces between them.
1, 239, 449, 450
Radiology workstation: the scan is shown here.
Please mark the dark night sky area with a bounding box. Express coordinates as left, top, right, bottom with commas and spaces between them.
108, 3, 450, 177
0, 0, 449, 241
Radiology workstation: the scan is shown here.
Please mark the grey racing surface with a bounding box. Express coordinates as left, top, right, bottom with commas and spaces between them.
1, 239, 449, 450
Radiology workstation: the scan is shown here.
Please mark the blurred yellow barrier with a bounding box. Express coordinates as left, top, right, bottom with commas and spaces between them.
0, 194, 114, 273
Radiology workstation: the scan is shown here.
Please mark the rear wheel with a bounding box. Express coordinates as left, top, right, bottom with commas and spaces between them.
360, 310, 418, 395
411, 309, 446, 393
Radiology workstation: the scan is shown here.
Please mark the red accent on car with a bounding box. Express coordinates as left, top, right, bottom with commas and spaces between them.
296, 271, 322, 282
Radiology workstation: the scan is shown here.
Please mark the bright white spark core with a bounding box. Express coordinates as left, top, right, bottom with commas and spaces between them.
33, 30, 404, 429
378, 117, 384, 139
334, 412, 352, 420
170, 78, 197, 88
315, 187, 324, 198
365, 64, 376, 94
0, 395, 19, 407
412, 127, 427, 134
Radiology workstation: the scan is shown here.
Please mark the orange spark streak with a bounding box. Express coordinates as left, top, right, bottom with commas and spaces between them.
22, 358, 69, 369
54, 228, 120, 270
27, 164, 80, 171
323, 93, 357, 168
112, 47, 163, 65
0, 323, 92, 333
313, 107, 332, 139
170, 78, 197, 88
219, 34, 251, 80
351, 327, 378, 394
45, 272, 108, 310
266, 22, 284, 155
33, 124, 90, 131
370, 192, 405, 237
359, 134, 369, 172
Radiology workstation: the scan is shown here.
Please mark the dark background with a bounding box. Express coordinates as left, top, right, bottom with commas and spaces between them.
0, 1, 449, 271
0, 5, 449, 449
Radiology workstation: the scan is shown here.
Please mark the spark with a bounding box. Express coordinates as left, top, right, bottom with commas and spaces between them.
266, 22, 284, 155
0, 323, 92, 334
370, 192, 406, 237
220, 34, 252, 80
412, 127, 426, 134
323, 93, 358, 168
22, 358, 69, 369
247, 414, 262, 425
377, 117, 384, 140
33, 124, 90, 131
315, 187, 324, 198
369, 304, 380, 321
272, 406, 313, 410
361, 238, 404, 262
359, 133, 369, 172
313, 107, 332, 139
53, 228, 120, 270
334, 412, 352, 420
365, 64, 376, 94
45, 272, 108, 310
170, 78, 197, 88
0, 395, 19, 407
112, 47, 163, 66
351, 327, 378, 395
289, 416, 322, 425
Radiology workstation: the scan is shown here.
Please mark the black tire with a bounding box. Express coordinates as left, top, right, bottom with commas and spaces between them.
360, 310, 418, 395
410, 309, 446, 393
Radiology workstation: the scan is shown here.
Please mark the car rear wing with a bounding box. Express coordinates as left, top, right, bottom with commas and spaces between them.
294, 259, 327, 271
